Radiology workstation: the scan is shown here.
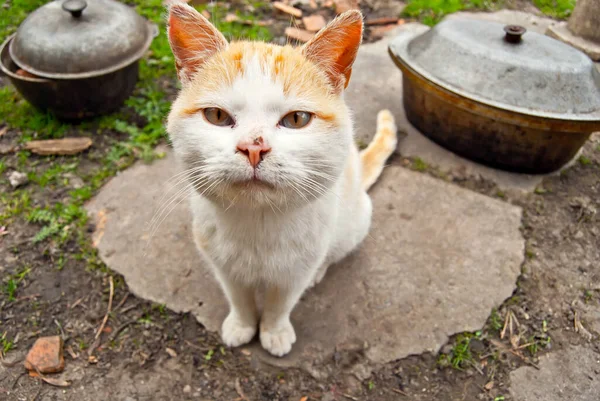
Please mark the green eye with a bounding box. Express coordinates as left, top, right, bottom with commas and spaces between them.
279, 111, 313, 129
203, 108, 234, 126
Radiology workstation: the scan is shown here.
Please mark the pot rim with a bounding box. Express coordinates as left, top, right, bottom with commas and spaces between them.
8, 22, 158, 80
388, 27, 600, 124
0, 35, 49, 83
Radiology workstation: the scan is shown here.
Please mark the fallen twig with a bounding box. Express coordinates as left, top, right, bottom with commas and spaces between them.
88, 276, 114, 356
114, 293, 129, 312
391, 387, 408, 396
235, 378, 249, 401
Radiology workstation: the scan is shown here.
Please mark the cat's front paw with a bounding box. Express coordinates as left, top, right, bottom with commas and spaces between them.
260, 320, 296, 357
221, 313, 257, 348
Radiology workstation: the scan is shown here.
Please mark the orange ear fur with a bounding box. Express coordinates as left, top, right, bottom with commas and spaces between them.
301, 10, 363, 92
167, 2, 228, 83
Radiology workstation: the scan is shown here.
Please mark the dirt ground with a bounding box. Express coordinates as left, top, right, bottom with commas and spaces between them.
2, 1, 599, 400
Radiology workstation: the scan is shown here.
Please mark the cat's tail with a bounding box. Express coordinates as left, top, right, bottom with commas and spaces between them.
359, 109, 398, 191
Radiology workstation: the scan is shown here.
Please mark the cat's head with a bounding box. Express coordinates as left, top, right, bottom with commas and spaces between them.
166, 3, 363, 210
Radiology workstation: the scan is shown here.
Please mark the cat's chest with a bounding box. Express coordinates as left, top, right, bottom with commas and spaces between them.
194, 206, 331, 280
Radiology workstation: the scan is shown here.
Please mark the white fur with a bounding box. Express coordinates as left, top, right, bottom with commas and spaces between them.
167, 58, 374, 356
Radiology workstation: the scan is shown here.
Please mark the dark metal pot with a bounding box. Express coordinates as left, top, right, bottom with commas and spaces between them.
0, 0, 158, 120
1, 35, 140, 120
389, 20, 600, 174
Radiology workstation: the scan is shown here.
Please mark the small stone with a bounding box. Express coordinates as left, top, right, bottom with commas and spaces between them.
441, 344, 453, 354
302, 15, 327, 32
183, 384, 192, 393
9, 171, 28, 188
24, 336, 65, 374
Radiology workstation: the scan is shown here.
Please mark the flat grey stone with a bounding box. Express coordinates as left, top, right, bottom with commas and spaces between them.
346, 18, 580, 192
547, 22, 600, 61
510, 346, 600, 401
86, 148, 523, 375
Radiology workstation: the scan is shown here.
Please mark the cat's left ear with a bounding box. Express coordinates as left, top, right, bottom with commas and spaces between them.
301, 10, 363, 92
167, 2, 228, 84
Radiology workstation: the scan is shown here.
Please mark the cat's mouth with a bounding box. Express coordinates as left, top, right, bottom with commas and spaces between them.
232, 176, 275, 190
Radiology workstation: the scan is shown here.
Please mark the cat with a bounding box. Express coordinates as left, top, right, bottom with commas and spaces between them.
166, 2, 398, 357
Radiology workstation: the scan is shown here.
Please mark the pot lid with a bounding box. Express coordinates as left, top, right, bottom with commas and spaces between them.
9, 0, 157, 79
389, 19, 600, 121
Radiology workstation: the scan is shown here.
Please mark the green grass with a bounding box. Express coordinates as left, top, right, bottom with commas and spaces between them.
403, 0, 499, 26
2, 266, 31, 302
1, 332, 14, 356
578, 155, 592, 166
411, 157, 429, 172
533, 0, 575, 19
438, 332, 482, 370
488, 308, 503, 332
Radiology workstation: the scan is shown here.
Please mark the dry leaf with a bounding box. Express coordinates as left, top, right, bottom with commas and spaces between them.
302, 15, 327, 32
484, 381, 494, 391
25, 137, 92, 156
0, 126, 7, 137
42, 377, 71, 388
166, 348, 178, 358
88, 355, 98, 364
273, 1, 303, 18
300, 397, 309, 401
285, 27, 315, 43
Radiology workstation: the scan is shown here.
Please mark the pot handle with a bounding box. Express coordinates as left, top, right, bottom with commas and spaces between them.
62, 0, 87, 18
149, 23, 160, 39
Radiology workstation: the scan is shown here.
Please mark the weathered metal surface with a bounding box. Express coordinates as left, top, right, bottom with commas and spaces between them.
1, 36, 138, 120
394, 57, 592, 173
388, 20, 600, 173
9, 0, 156, 79
390, 19, 600, 121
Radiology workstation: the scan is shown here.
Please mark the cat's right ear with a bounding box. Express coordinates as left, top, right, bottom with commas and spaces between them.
167, 2, 228, 84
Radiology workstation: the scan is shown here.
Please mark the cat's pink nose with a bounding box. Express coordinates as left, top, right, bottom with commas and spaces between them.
236, 137, 271, 168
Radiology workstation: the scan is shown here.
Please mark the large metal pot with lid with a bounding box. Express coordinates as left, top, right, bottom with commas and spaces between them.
388, 19, 600, 174
0, 0, 158, 119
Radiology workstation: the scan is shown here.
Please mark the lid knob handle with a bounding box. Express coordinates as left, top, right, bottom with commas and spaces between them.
62, 0, 87, 18
503, 25, 526, 44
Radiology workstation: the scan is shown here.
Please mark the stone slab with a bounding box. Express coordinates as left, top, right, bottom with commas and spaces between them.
346, 15, 581, 193
547, 22, 600, 61
86, 148, 524, 375
510, 346, 600, 401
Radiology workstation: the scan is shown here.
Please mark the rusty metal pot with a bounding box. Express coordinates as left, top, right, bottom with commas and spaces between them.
389, 20, 600, 174
0, 0, 158, 120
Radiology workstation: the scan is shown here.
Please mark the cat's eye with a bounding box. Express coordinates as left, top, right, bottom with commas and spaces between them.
279, 111, 313, 129
203, 108, 234, 127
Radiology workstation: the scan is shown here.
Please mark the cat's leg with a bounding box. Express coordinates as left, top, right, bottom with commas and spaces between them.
307, 264, 328, 289
260, 278, 311, 357
215, 271, 259, 348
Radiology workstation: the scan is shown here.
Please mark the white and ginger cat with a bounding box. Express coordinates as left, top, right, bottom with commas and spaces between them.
166, 2, 397, 357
